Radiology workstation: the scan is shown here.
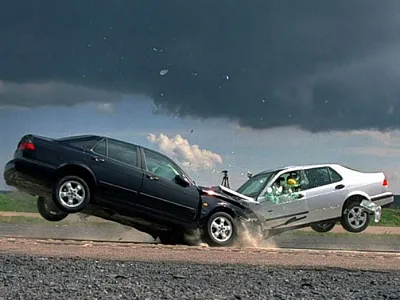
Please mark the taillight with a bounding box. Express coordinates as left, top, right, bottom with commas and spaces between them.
18, 141, 35, 151
383, 178, 388, 186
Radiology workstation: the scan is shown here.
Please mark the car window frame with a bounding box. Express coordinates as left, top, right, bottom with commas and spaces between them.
141, 147, 194, 185
327, 166, 343, 183
302, 166, 333, 191
90, 138, 141, 169
236, 171, 279, 199
257, 168, 306, 201
91, 138, 108, 157
58, 135, 102, 151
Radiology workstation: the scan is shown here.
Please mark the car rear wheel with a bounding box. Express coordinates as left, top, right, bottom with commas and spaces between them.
52, 175, 91, 213
341, 201, 370, 233
37, 196, 69, 222
310, 221, 335, 233
204, 212, 238, 247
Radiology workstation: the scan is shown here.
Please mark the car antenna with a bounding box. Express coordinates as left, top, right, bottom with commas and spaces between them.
221, 170, 230, 188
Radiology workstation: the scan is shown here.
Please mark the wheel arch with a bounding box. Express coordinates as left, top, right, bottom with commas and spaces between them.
208, 205, 238, 220
341, 192, 369, 214
55, 163, 97, 191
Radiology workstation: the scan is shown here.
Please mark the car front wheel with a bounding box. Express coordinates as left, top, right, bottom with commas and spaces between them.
310, 221, 335, 233
341, 201, 370, 233
37, 196, 69, 222
204, 212, 238, 247
52, 175, 91, 213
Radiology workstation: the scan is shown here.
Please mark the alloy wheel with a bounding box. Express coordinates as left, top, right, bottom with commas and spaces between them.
58, 180, 86, 209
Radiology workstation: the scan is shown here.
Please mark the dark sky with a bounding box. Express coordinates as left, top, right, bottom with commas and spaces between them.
1, 0, 400, 132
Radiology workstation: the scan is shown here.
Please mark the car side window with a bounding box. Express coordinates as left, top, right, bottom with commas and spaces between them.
92, 139, 107, 156
107, 140, 138, 167
328, 167, 343, 183
259, 170, 305, 204
144, 149, 181, 181
303, 167, 331, 190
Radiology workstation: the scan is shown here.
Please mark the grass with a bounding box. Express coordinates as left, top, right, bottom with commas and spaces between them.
370, 208, 400, 227
0, 192, 399, 227
0, 192, 37, 213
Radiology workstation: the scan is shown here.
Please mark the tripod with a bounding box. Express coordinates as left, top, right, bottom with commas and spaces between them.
221, 170, 230, 188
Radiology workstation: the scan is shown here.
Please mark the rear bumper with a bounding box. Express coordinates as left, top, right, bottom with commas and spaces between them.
4, 158, 56, 197
370, 192, 394, 208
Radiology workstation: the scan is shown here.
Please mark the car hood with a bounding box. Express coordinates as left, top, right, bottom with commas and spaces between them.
198, 185, 258, 206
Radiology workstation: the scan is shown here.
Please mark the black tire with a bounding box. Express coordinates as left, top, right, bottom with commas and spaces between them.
37, 196, 69, 222
310, 221, 335, 233
52, 175, 91, 213
341, 200, 370, 233
203, 211, 238, 247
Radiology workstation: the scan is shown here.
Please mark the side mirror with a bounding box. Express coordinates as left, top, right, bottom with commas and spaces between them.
247, 171, 253, 179
175, 174, 190, 187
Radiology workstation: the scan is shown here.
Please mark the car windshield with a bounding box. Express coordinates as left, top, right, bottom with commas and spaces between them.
236, 171, 277, 198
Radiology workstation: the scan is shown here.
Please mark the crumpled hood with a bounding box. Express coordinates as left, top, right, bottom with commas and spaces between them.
199, 185, 257, 206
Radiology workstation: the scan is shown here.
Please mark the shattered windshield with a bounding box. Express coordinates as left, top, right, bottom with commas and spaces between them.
236, 171, 276, 198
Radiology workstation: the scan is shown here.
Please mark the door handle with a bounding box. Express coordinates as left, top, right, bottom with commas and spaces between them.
335, 184, 345, 190
92, 156, 105, 162
146, 174, 159, 180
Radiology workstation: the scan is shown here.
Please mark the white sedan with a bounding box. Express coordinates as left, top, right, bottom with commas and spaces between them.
217, 164, 393, 235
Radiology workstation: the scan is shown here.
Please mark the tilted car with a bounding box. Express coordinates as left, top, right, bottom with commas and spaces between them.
4, 134, 393, 246
3, 134, 263, 247
212, 164, 394, 235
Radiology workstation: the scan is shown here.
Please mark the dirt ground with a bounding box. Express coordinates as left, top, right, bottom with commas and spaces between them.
1, 237, 399, 271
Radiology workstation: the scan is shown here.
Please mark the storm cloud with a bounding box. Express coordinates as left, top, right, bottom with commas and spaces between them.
1, 0, 400, 132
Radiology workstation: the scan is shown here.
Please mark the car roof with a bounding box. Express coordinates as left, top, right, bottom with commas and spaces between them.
56, 134, 101, 141
96, 135, 176, 159
254, 163, 343, 176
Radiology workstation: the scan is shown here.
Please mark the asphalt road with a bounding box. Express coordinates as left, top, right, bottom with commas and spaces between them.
0, 222, 399, 251
1, 252, 399, 300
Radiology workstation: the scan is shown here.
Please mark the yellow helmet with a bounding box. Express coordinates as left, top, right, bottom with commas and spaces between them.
287, 178, 297, 186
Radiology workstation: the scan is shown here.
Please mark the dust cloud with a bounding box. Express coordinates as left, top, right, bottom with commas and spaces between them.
236, 228, 280, 250
2, 212, 155, 243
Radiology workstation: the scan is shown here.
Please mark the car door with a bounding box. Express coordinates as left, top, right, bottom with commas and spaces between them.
254, 169, 310, 229
302, 166, 348, 222
136, 147, 200, 223
86, 138, 144, 208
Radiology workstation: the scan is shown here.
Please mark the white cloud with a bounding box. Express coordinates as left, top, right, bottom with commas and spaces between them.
96, 102, 116, 114
335, 129, 398, 144
147, 133, 223, 171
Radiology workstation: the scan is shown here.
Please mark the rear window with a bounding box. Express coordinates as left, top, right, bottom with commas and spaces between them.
58, 136, 100, 150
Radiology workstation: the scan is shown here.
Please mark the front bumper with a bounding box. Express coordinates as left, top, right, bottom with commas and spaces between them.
360, 200, 382, 223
